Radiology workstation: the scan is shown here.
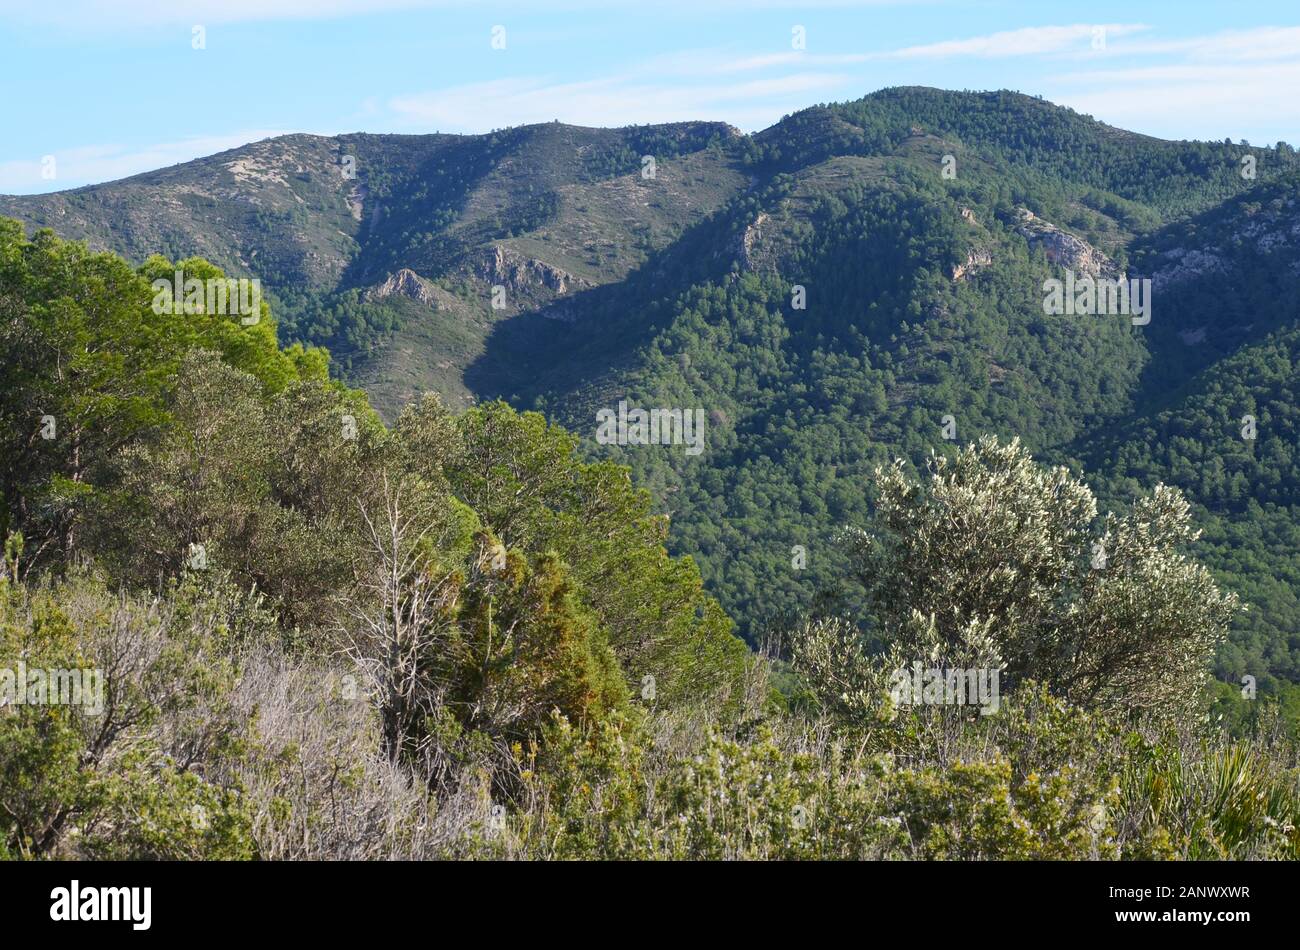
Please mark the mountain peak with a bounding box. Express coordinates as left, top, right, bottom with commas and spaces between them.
368, 268, 439, 305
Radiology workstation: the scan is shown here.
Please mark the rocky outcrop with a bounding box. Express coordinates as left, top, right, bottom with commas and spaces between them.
951, 247, 992, 281
946, 209, 990, 280
738, 212, 771, 270
1152, 198, 1299, 291
367, 268, 438, 305
346, 180, 368, 222
1016, 208, 1119, 279
536, 301, 582, 323
1151, 247, 1227, 292
475, 245, 590, 295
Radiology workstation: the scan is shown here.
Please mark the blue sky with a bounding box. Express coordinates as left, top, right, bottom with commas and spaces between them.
2, 0, 1297, 194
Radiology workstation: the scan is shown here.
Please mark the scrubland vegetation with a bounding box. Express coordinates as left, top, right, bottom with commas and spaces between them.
3, 220, 1297, 860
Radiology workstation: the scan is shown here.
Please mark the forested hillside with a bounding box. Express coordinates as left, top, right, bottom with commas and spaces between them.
3, 86, 1299, 744
4, 222, 1298, 860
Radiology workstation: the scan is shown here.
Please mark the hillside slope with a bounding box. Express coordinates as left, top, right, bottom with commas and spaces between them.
4, 87, 1298, 691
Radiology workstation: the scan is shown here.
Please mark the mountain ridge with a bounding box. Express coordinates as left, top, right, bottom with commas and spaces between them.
4, 86, 1298, 690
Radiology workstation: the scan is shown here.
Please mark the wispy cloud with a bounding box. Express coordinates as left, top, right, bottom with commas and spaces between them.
1088, 24, 1300, 61
389, 71, 849, 131
380, 22, 1156, 134
0, 131, 288, 194
1039, 26, 1300, 140
377, 20, 1300, 140
7, 16, 1298, 194
0, 0, 456, 27
1098, 26, 1300, 64
0, 0, 938, 29
877, 24, 1149, 59
1048, 62, 1300, 140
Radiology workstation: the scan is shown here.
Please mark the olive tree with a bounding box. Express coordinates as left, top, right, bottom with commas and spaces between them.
833, 436, 1239, 718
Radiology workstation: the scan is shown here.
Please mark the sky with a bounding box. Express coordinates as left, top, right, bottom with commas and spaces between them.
1, 0, 1297, 194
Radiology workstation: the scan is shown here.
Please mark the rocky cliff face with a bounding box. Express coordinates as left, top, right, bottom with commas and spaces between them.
474, 245, 592, 296
737, 212, 772, 270
1151, 197, 1300, 292
367, 268, 439, 305
1152, 247, 1228, 292
1016, 207, 1121, 278
951, 247, 993, 281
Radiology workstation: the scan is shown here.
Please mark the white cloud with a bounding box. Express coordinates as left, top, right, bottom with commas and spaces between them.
0, 0, 459, 27
879, 23, 1149, 59
9, 19, 1300, 194
1048, 62, 1300, 142
1093, 25, 1300, 62
0, 130, 288, 194
636, 23, 1156, 73
389, 71, 849, 131
0, 0, 939, 29
379, 22, 1166, 135
1039, 26, 1300, 142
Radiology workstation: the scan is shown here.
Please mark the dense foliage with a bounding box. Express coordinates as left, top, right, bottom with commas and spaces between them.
2, 223, 1297, 860
461, 90, 1300, 720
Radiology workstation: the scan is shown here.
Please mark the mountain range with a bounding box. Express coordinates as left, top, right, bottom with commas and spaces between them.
4, 86, 1299, 694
